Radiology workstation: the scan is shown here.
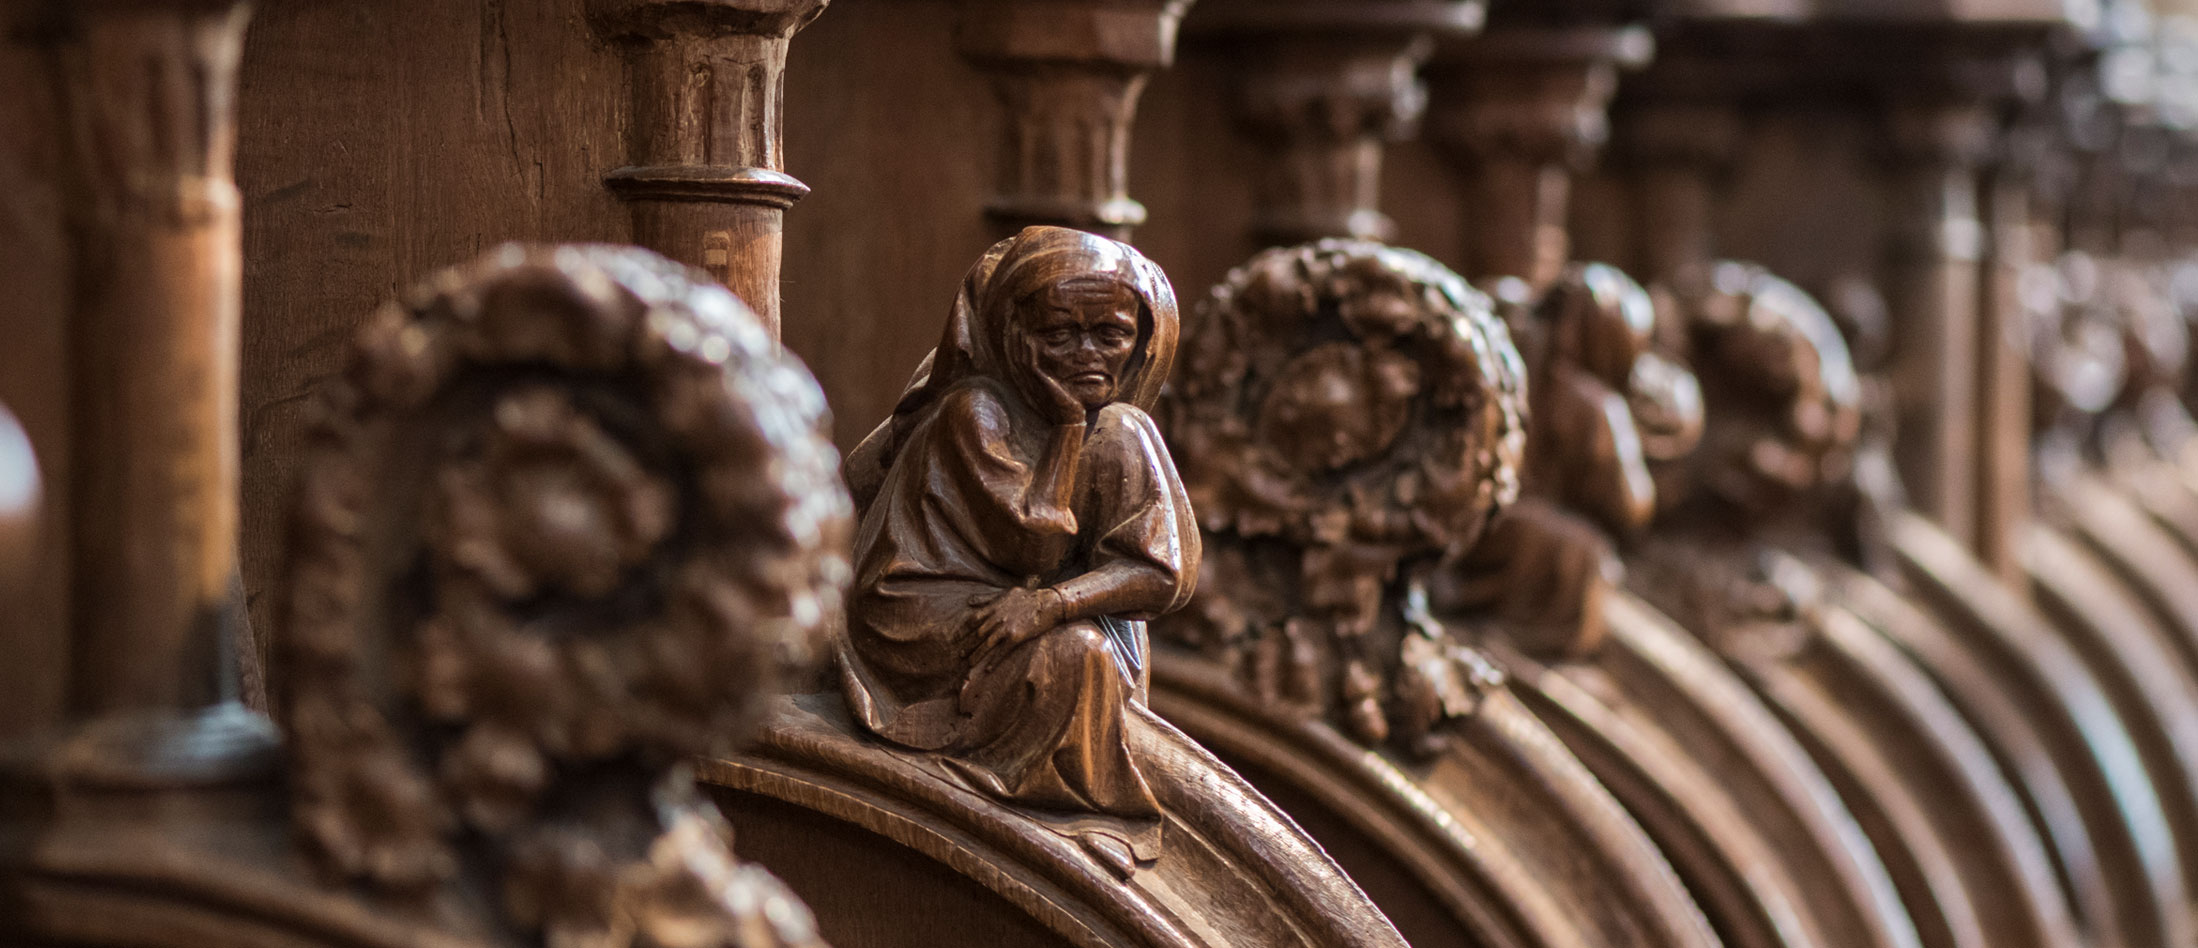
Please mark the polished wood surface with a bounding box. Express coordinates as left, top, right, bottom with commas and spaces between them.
1153, 238, 1718, 948
20, 0, 2198, 946
711, 231, 1415, 948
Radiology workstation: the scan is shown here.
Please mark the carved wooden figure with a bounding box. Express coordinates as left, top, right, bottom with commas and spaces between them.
701, 228, 1412, 948
1153, 238, 1721, 948
836, 225, 1194, 872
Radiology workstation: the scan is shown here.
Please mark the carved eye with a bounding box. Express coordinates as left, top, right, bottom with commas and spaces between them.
1044, 329, 1075, 345
1099, 326, 1132, 344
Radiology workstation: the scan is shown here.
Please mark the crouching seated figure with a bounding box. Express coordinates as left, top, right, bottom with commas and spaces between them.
838, 225, 1196, 870
711, 226, 1407, 948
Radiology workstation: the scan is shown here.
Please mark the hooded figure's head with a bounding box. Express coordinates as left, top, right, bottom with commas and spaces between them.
844, 227, 1179, 513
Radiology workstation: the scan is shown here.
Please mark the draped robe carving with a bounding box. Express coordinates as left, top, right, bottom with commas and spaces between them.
838, 226, 1200, 867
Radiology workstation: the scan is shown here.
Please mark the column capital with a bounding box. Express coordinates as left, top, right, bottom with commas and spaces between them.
592, 0, 825, 334
954, 0, 1193, 71
1201, 0, 1483, 243
587, 0, 828, 41
953, 0, 1197, 239
1425, 25, 1652, 172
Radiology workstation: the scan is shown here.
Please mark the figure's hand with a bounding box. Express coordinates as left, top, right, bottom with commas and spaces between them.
970, 586, 1067, 667
1035, 368, 1092, 426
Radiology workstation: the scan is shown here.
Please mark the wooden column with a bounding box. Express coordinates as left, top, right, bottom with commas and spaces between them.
592, 0, 827, 338
1878, 96, 1996, 549
36, 0, 253, 717
1620, 102, 1745, 285
955, 0, 1194, 242
1974, 121, 2049, 584
1198, 0, 1484, 246
1427, 25, 1651, 292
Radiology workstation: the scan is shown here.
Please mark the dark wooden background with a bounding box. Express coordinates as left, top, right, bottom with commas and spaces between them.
0, 0, 1890, 739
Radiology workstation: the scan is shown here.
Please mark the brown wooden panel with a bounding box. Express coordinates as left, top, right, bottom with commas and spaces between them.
234, 0, 631, 669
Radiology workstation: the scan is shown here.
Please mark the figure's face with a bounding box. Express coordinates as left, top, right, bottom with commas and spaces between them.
1029, 278, 1140, 410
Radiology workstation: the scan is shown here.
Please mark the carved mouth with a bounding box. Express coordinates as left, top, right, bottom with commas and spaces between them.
1069, 372, 1111, 386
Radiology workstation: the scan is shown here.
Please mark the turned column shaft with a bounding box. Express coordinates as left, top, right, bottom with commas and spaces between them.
1975, 164, 2035, 583
1474, 153, 1574, 288
956, 0, 1192, 242
48, 0, 252, 716
1220, 32, 1440, 244
1617, 102, 1744, 285
1428, 28, 1642, 293
596, 0, 825, 338
1635, 162, 1715, 283
1203, 1, 1482, 246
1882, 103, 1991, 547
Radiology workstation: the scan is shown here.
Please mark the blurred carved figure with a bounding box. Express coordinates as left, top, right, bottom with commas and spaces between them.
837, 225, 1200, 871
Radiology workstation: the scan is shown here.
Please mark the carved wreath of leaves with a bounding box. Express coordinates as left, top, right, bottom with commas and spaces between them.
277, 245, 849, 947
1157, 239, 1526, 752
1163, 238, 1525, 559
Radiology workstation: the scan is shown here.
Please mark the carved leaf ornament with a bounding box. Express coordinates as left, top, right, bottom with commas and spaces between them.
277, 245, 851, 947
1159, 239, 1526, 753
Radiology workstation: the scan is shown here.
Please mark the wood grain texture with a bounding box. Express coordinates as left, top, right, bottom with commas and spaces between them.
41, 0, 253, 720
706, 694, 1414, 948
591, 0, 827, 335
2022, 524, 2198, 932
1893, 512, 2184, 948
235, 0, 632, 693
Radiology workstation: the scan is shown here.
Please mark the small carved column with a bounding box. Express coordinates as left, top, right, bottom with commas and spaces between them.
591, 0, 827, 338
40, 0, 253, 716
1197, 0, 1485, 245
1974, 119, 2054, 583
1427, 25, 1651, 292
954, 0, 1194, 241
1618, 102, 1745, 285
1878, 97, 1996, 549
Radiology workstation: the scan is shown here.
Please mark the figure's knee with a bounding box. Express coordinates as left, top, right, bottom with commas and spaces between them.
1027, 621, 1111, 673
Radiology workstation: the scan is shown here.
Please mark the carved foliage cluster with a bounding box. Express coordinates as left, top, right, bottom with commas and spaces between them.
1633, 262, 1864, 659
278, 245, 851, 947
1657, 261, 1865, 520
1434, 263, 1701, 662
1157, 239, 1526, 755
